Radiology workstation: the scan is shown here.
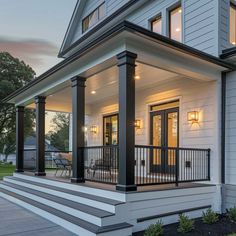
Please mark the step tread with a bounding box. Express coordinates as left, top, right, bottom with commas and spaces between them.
0, 187, 132, 234
1, 182, 113, 218
5, 177, 123, 206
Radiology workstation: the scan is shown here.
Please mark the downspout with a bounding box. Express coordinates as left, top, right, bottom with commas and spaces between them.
221, 71, 226, 213
221, 72, 226, 185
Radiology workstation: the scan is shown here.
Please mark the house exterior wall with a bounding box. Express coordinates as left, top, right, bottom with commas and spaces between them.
66, 0, 235, 57
225, 71, 236, 210
126, 0, 219, 56
70, 0, 129, 44
84, 78, 221, 185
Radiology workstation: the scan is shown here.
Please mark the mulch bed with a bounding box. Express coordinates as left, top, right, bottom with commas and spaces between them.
134, 215, 236, 236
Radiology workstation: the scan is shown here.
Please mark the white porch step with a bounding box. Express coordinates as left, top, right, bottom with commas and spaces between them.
0, 181, 121, 227
13, 173, 125, 202
0, 176, 133, 236
5, 176, 123, 213
0, 187, 132, 236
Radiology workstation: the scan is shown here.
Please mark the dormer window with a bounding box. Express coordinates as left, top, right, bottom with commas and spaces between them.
230, 3, 236, 45
82, 3, 106, 33
169, 6, 182, 42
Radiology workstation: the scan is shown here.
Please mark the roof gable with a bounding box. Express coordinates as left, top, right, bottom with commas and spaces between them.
58, 0, 132, 58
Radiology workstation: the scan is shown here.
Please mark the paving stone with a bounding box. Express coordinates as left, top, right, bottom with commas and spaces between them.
0, 197, 76, 236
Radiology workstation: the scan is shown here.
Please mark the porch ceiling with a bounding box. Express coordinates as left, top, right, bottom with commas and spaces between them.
5, 21, 234, 108
27, 62, 180, 113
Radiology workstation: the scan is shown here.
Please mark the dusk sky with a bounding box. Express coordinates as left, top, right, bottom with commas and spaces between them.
0, 0, 77, 76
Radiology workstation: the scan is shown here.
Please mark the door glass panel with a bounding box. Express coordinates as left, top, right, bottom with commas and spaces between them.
111, 115, 118, 145
152, 115, 162, 165
103, 114, 118, 145
167, 112, 178, 166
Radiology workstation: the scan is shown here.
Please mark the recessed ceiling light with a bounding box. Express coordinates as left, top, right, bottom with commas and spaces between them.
176, 28, 181, 32
91, 90, 96, 94
178, 9, 182, 13
232, 42, 236, 45
134, 75, 141, 80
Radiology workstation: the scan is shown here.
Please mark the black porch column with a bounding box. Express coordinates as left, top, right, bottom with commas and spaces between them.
35, 96, 46, 176
116, 51, 137, 192
71, 76, 86, 183
15, 106, 25, 172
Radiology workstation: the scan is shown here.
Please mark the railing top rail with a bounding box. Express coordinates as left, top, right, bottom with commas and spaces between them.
83, 145, 118, 149
45, 150, 72, 153
135, 145, 210, 152
24, 149, 72, 153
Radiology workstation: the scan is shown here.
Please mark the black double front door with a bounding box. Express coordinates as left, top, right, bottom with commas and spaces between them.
150, 107, 179, 174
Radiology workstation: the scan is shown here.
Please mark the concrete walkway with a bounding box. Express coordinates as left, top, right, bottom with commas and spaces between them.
0, 197, 76, 236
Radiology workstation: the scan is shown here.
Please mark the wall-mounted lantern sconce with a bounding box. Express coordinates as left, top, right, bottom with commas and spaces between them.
135, 119, 141, 129
90, 125, 98, 134
187, 111, 199, 123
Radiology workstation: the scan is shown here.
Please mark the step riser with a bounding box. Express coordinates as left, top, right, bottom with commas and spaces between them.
0, 191, 95, 236
13, 173, 125, 202
4, 178, 116, 213
0, 184, 103, 226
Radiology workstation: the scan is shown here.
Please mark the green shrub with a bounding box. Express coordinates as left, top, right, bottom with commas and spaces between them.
144, 220, 163, 236
202, 209, 219, 224
177, 214, 194, 234
228, 207, 236, 223
227, 234, 236, 236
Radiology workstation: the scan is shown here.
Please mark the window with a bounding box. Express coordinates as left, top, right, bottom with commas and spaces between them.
151, 16, 162, 34
103, 114, 118, 145
230, 3, 236, 45
82, 3, 106, 33
169, 6, 182, 42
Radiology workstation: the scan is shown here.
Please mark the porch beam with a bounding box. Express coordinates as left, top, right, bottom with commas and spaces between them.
15, 106, 25, 173
71, 76, 86, 183
116, 50, 137, 192
35, 96, 46, 176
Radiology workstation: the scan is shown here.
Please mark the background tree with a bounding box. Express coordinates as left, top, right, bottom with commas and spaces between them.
0, 52, 36, 162
46, 113, 70, 151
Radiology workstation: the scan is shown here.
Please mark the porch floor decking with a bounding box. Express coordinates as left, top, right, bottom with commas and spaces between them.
23, 171, 214, 193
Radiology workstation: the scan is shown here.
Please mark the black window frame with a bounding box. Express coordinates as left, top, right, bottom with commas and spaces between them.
150, 14, 162, 33
82, 2, 106, 33
168, 4, 182, 42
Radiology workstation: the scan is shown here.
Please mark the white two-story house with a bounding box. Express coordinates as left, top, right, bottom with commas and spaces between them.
1, 0, 236, 235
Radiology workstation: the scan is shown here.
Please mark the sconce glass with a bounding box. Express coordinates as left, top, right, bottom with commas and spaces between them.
135, 119, 141, 129
187, 111, 199, 123
90, 125, 98, 134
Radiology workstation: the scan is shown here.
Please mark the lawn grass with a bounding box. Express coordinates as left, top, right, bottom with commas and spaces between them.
0, 163, 15, 180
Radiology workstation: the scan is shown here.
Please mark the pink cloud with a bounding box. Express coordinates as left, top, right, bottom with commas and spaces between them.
0, 37, 58, 66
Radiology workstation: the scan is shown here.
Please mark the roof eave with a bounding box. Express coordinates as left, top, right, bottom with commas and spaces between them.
3, 21, 235, 104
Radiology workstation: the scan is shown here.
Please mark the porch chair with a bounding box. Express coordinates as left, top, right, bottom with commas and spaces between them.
87, 153, 115, 180
53, 158, 72, 177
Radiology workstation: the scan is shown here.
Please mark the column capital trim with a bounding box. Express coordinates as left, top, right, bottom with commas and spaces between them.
117, 51, 137, 67
117, 50, 137, 60
35, 96, 46, 104
71, 76, 86, 87
16, 106, 25, 112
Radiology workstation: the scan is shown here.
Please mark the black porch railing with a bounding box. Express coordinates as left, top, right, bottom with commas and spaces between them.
23, 149, 36, 171
23, 145, 210, 186
84, 145, 118, 184
23, 149, 72, 171
135, 145, 210, 186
